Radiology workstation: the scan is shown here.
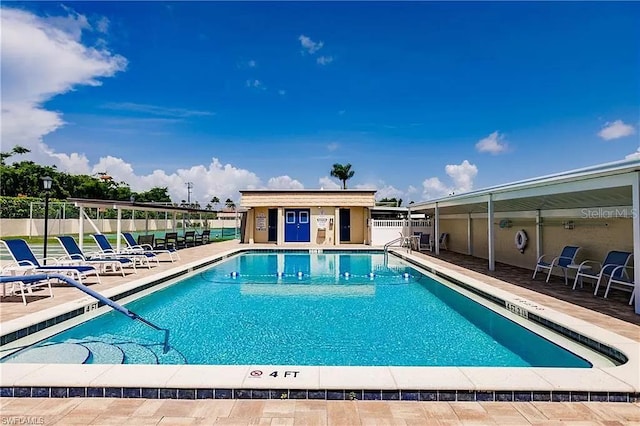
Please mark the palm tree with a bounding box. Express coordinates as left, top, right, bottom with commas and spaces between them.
330, 163, 355, 189
210, 196, 220, 210
225, 198, 236, 209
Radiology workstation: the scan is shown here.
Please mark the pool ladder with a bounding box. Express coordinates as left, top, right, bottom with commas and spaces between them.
383, 236, 410, 256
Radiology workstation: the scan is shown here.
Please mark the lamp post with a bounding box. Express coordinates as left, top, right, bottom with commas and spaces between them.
41, 176, 53, 264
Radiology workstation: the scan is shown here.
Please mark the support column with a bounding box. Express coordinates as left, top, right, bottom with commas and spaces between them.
78, 206, 85, 251
334, 207, 341, 246
247, 208, 255, 244
116, 208, 122, 252
632, 172, 640, 315
536, 209, 542, 260
434, 203, 440, 254
467, 213, 472, 255
277, 207, 284, 245
488, 194, 495, 271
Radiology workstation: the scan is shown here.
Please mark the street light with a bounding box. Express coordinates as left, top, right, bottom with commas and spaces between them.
41, 176, 52, 264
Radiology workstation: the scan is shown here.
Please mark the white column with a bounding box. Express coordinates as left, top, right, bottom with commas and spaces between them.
277, 207, 284, 245
408, 209, 412, 237
78, 206, 85, 251
248, 209, 255, 244
434, 203, 440, 254
488, 194, 495, 271
632, 172, 640, 315
467, 212, 472, 255
334, 207, 341, 246
116, 208, 122, 252
536, 209, 542, 260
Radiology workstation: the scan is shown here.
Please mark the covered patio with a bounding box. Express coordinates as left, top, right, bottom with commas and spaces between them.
408, 159, 640, 315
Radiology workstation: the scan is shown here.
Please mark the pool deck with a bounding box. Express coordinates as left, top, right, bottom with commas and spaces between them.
1, 241, 639, 424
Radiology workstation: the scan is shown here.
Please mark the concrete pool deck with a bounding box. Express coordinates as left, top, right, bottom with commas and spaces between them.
1, 241, 639, 423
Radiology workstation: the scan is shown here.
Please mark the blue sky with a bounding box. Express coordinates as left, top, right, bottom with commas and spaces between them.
2, 1, 639, 204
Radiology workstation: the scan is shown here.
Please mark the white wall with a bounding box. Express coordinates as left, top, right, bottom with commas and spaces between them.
370, 220, 432, 246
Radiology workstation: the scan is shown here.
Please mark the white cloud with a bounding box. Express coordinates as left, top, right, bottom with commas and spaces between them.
267, 176, 304, 189
422, 160, 478, 200
245, 79, 263, 89
317, 55, 333, 65
102, 102, 214, 118
1, 6, 127, 168
327, 142, 338, 152
248, 59, 256, 68
625, 147, 640, 160
318, 176, 341, 190
278, 89, 286, 96
407, 185, 418, 194
421, 177, 451, 200
92, 156, 261, 204
298, 35, 323, 54
598, 120, 636, 140
475, 131, 508, 154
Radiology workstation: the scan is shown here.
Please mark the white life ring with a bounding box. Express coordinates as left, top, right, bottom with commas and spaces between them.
514, 230, 528, 253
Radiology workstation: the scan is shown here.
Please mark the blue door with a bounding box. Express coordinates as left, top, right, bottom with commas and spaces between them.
284, 209, 311, 242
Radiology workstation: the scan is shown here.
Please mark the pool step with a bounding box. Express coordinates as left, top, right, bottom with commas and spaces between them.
87, 334, 187, 365
67, 338, 125, 364
3, 342, 90, 364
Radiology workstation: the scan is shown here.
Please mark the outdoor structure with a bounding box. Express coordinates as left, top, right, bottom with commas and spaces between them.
239, 189, 376, 245
65, 198, 229, 252
408, 158, 640, 315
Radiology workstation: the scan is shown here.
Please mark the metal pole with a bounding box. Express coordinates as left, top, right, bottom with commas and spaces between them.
43, 192, 49, 264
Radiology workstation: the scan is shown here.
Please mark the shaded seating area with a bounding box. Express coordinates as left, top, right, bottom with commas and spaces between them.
573, 250, 633, 296
57, 236, 135, 276
532, 245, 581, 285
121, 232, 180, 262
155, 232, 184, 251
0, 239, 100, 285
92, 234, 159, 269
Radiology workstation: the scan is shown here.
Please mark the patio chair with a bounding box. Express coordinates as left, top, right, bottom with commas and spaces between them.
439, 233, 449, 250
603, 264, 635, 305
155, 232, 183, 250
183, 230, 196, 247
194, 229, 210, 245
57, 235, 135, 276
122, 232, 179, 262
0, 239, 100, 285
415, 232, 432, 252
91, 234, 158, 269
532, 245, 581, 285
572, 250, 633, 296
0, 273, 53, 305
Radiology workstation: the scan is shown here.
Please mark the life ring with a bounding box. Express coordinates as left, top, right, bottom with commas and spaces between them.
514, 230, 528, 253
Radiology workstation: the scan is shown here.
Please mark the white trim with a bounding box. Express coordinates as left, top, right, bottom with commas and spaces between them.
434, 203, 440, 255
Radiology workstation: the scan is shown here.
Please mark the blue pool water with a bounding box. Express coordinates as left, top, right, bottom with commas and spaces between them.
3, 252, 591, 367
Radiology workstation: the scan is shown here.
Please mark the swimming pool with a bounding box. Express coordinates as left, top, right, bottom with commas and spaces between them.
1, 251, 597, 367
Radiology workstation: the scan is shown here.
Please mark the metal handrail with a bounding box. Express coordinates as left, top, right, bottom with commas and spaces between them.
383, 237, 403, 255
0, 273, 171, 353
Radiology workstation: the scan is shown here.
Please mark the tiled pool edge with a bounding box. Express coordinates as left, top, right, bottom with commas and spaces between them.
1, 386, 638, 402
1, 247, 639, 401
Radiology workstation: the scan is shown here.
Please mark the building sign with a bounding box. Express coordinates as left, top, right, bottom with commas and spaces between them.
317, 216, 329, 230
256, 213, 267, 231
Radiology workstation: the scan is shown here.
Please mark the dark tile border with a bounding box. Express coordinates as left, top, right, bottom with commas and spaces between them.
396, 253, 629, 365
0, 387, 636, 402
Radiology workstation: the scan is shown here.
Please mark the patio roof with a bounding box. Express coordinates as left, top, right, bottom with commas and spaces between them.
407, 158, 640, 315
66, 198, 216, 214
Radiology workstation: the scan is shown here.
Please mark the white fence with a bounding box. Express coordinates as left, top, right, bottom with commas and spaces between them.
371, 219, 432, 246
0, 218, 239, 238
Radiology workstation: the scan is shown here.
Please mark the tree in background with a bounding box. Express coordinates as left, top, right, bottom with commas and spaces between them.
210, 196, 220, 210
330, 163, 355, 189
379, 197, 403, 207
225, 198, 236, 209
